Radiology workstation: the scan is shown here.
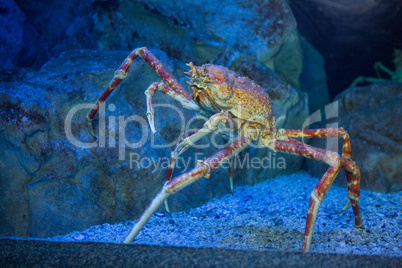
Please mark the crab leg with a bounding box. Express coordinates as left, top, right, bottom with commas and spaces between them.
279, 127, 353, 159
274, 140, 343, 252
86, 47, 200, 136
228, 158, 234, 195
280, 129, 362, 225
165, 111, 232, 214
166, 111, 232, 181
163, 113, 234, 214
124, 135, 252, 244
374, 61, 394, 78
339, 158, 362, 228
166, 127, 203, 181
163, 127, 202, 215
350, 76, 392, 87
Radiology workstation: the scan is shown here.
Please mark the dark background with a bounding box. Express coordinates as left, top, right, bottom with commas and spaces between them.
289, 0, 402, 98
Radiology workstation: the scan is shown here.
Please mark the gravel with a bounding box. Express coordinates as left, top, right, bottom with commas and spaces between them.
28, 173, 402, 256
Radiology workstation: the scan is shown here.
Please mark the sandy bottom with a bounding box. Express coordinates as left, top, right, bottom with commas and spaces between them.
45, 173, 401, 256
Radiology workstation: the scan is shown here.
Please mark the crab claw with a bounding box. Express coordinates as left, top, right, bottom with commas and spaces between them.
87, 118, 97, 139
145, 95, 156, 133
145, 82, 161, 133
164, 200, 172, 217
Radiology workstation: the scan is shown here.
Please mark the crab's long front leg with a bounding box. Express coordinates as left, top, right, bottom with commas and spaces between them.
86, 47, 200, 136
124, 135, 252, 244
274, 140, 342, 252
280, 128, 362, 225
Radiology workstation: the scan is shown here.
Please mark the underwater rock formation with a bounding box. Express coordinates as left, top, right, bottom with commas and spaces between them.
93, 0, 303, 88
7, 0, 303, 90
0, 49, 307, 238
6, 0, 95, 70
0, 0, 25, 70
305, 82, 402, 193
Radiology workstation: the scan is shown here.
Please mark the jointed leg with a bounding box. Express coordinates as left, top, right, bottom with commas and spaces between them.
166, 127, 203, 181
86, 47, 200, 136
164, 125, 201, 215
163, 113, 235, 214
374, 61, 394, 78
279, 127, 353, 159
280, 128, 362, 225
228, 158, 234, 195
274, 140, 342, 251
144, 81, 199, 133
350, 76, 390, 87
166, 111, 233, 181
163, 112, 229, 215
339, 157, 362, 227
124, 135, 252, 244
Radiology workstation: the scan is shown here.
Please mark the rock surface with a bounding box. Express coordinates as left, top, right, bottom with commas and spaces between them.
93, 0, 303, 88
7, 0, 95, 70
0, 0, 26, 70
0, 49, 308, 238
304, 82, 402, 192
8, 0, 303, 90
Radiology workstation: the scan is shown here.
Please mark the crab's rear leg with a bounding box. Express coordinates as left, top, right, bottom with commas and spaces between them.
124, 135, 252, 244
86, 47, 200, 136
280, 128, 362, 225
279, 127, 353, 158
274, 140, 342, 252
339, 157, 362, 227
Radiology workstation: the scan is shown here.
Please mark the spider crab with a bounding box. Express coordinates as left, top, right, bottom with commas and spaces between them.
86, 47, 362, 252
350, 48, 402, 87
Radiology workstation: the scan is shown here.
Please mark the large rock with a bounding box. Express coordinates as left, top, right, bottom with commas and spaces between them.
91, 0, 303, 88
0, 0, 26, 70
304, 82, 402, 193
11, 0, 303, 88
0, 49, 308, 238
10, 0, 95, 70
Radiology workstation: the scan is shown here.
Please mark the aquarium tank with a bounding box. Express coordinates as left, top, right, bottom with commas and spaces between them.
0, 0, 401, 266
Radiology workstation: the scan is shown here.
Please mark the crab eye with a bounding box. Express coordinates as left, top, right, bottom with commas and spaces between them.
201, 68, 208, 77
